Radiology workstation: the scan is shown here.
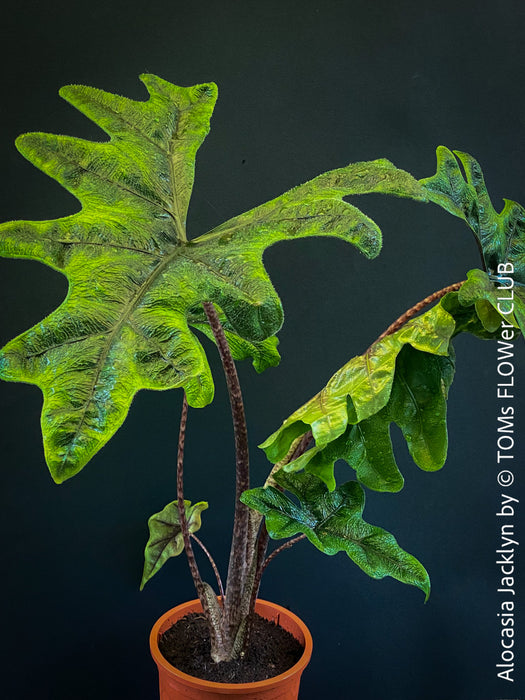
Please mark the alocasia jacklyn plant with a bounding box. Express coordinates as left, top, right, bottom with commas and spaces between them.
1, 75, 523, 667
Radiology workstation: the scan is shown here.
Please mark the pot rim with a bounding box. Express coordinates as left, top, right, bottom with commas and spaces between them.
150, 598, 313, 693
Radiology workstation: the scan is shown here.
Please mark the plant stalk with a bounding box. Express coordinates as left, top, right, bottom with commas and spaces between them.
191, 534, 225, 602
203, 301, 253, 657
175, 394, 216, 627
368, 280, 465, 350
262, 534, 307, 572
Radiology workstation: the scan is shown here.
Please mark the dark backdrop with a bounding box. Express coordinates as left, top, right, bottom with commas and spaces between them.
0, 2, 523, 699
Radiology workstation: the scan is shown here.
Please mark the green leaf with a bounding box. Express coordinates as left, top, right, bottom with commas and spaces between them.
140, 499, 208, 590
261, 269, 516, 494
438, 268, 520, 339
458, 268, 517, 331
387, 345, 454, 472
283, 411, 404, 493
421, 147, 525, 336
420, 146, 525, 284
241, 470, 430, 599
281, 346, 455, 492
0, 74, 426, 482
261, 301, 456, 467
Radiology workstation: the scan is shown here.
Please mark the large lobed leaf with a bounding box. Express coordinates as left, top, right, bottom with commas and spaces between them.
420, 147, 525, 279
261, 270, 514, 492
241, 469, 430, 599
0, 74, 426, 482
421, 146, 525, 332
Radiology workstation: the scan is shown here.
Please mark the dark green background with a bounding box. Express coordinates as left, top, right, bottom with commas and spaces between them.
0, 1, 523, 698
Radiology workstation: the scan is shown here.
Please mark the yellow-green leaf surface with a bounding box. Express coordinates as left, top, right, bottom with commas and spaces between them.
261, 301, 456, 466
0, 75, 427, 482
141, 499, 207, 590
287, 347, 455, 492
261, 270, 509, 493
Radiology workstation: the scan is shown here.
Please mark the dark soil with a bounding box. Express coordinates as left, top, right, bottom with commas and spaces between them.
158, 611, 304, 683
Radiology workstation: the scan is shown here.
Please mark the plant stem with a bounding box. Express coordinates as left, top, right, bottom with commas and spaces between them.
191, 534, 225, 602
175, 394, 212, 617
202, 302, 252, 641
262, 534, 307, 572
368, 280, 465, 351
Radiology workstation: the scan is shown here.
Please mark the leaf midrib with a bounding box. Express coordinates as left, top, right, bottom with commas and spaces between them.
58, 246, 182, 467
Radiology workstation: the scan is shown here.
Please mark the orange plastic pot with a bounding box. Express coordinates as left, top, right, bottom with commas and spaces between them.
150, 599, 313, 699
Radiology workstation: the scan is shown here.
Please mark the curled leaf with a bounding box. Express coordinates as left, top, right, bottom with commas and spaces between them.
261, 301, 456, 468
261, 269, 513, 493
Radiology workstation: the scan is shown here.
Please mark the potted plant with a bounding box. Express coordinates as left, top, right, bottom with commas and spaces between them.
0, 74, 522, 698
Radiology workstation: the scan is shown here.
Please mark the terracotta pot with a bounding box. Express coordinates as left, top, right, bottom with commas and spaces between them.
150, 598, 313, 699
